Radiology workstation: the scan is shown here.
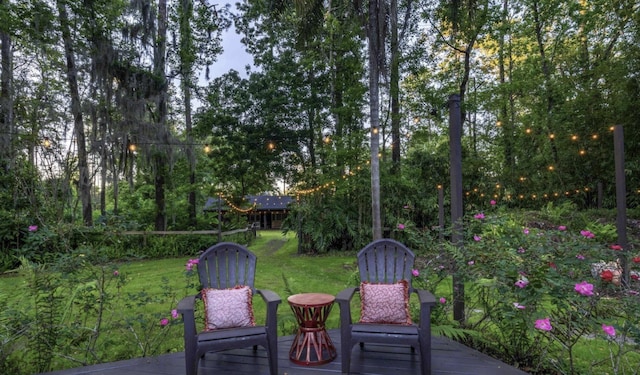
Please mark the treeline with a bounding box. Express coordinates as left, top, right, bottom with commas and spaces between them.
1, 0, 639, 262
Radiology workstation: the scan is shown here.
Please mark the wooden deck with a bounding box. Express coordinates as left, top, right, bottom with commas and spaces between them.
41, 330, 529, 375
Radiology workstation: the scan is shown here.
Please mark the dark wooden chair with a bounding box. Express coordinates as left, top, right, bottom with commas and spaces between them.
336, 239, 436, 375
177, 242, 281, 375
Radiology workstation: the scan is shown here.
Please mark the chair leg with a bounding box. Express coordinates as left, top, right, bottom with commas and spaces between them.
267, 339, 278, 375
185, 356, 198, 375
419, 336, 432, 375
341, 342, 353, 374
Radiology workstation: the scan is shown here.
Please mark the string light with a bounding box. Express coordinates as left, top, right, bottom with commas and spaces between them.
460, 183, 640, 204
221, 196, 256, 213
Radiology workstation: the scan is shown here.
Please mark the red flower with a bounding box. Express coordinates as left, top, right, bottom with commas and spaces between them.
548, 262, 557, 270
610, 244, 623, 251
631, 274, 639, 281
632, 257, 640, 264
600, 270, 614, 282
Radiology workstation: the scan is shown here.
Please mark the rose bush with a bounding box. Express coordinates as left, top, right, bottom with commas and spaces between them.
409, 206, 640, 374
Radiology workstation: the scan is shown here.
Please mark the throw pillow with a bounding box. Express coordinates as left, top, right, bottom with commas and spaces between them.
202, 285, 255, 330
359, 279, 411, 324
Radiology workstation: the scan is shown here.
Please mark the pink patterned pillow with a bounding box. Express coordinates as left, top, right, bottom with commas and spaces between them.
359, 280, 411, 325
202, 285, 255, 330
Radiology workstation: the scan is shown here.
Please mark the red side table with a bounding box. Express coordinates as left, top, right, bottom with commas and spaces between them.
287, 293, 337, 366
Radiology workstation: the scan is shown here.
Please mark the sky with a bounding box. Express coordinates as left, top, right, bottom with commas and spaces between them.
208, 21, 253, 79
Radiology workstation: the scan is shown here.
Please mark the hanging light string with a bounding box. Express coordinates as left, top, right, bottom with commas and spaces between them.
220, 195, 256, 213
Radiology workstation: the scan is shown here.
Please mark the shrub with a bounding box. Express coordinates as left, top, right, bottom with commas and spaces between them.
408, 206, 640, 374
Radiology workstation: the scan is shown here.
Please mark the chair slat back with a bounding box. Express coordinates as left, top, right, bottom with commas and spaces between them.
357, 239, 415, 290
197, 242, 257, 290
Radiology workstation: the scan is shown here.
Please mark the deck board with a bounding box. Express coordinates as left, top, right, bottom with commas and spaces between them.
40, 330, 529, 375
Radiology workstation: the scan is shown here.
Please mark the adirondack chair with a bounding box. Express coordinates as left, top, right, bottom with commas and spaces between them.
177, 242, 281, 375
336, 239, 436, 375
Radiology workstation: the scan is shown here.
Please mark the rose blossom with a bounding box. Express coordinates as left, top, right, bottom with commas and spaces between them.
574, 281, 594, 296
602, 324, 616, 337
535, 318, 552, 331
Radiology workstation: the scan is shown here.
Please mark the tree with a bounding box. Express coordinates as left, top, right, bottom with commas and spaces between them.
56, 0, 93, 226
0, 0, 13, 172
368, 0, 383, 239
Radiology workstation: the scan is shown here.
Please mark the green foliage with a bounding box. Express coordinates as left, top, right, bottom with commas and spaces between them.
440, 210, 640, 374
0, 252, 184, 374
0, 290, 23, 375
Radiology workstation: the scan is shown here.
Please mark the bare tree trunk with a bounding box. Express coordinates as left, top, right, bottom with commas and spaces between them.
369, 0, 382, 240
180, 0, 197, 227
390, 0, 401, 174
498, 0, 514, 177
57, 0, 93, 226
1, 1, 14, 172
154, 0, 168, 231
531, 0, 559, 165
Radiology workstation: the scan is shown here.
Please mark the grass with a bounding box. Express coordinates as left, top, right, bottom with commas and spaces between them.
96, 230, 359, 355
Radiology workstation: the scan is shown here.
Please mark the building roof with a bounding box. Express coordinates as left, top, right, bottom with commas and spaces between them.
203, 195, 295, 212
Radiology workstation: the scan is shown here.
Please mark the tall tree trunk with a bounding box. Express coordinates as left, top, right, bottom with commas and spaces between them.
0, 13, 13, 172
531, 0, 559, 165
154, 0, 168, 231
180, 0, 197, 227
56, 0, 93, 226
390, 0, 401, 174
1, 0, 14, 175
369, 0, 382, 239
498, 0, 516, 185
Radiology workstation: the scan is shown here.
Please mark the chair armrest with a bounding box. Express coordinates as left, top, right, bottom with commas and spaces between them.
415, 289, 436, 306
256, 289, 281, 305
336, 287, 358, 327
177, 294, 197, 313
177, 295, 198, 346
414, 289, 436, 329
256, 289, 281, 331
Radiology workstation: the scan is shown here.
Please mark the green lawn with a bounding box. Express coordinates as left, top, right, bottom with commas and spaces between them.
106, 229, 359, 341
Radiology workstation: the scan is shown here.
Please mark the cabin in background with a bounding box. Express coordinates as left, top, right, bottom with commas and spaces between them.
203, 195, 295, 229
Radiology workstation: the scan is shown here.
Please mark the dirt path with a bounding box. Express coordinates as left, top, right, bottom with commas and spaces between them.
263, 238, 287, 255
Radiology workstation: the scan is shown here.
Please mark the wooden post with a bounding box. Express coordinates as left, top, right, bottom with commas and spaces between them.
449, 94, 465, 324
217, 193, 222, 242
613, 125, 629, 285
438, 185, 444, 242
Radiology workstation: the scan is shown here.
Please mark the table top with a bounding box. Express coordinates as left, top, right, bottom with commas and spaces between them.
287, 293, 335, 307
